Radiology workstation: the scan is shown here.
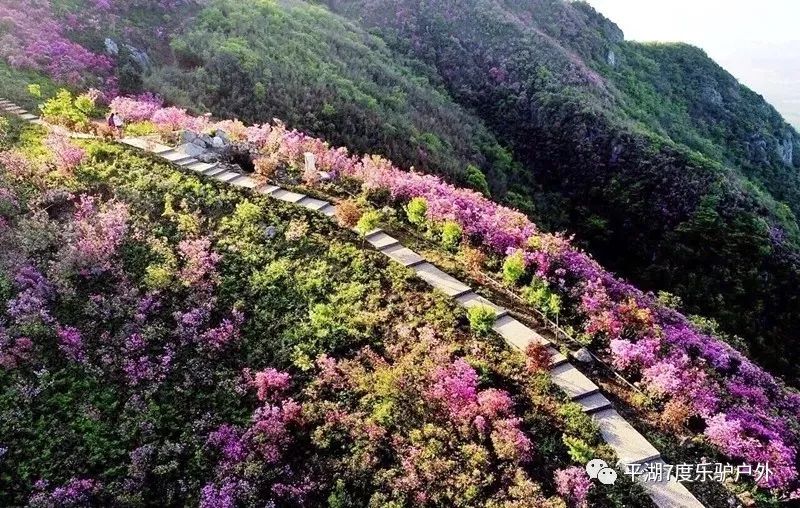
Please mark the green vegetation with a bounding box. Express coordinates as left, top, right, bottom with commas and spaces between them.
467, 305, 497, 336
0, 116, 648, 507
405, 196, 428, 226
0, 61, 59, 109
502, 251, 527, 286
440, 220, 462, 251
142, 0, 517, 190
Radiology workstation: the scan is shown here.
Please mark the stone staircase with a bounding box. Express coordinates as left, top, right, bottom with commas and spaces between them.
0, 98, 704, 508
0, 99, 41, 123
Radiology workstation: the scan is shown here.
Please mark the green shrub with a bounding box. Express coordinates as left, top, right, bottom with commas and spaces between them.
124, 121, 157, 137
441, 221, 462, 251
356, 210, 382, 235
405, 197, 428, 226
0, 117, 8, 148
522, 277, 561, 318
557, 403, 599, 442
563, 435, 594, 464
40, 89, 95, 131
502, 250, 526, 285
468, 305, 496, 336
465, 164, 490, 196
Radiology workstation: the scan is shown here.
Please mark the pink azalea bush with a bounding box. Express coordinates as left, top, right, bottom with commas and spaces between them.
554, 466, 592, 507
44, 133, 85, 174
0, 1, 113, 88
109, 94, 163, 122
59, 195, 130, 276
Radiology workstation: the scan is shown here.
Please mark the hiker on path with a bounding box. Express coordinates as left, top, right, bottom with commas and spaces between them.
107, 112, 124, 138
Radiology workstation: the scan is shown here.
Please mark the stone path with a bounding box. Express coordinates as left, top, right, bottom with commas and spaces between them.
0, 98, 704, 508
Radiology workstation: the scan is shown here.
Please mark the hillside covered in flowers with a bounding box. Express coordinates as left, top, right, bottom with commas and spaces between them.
95, 91, 800, 502
0, 111, 657, 506
2, 0, 800, 505
4, 0, 800, 387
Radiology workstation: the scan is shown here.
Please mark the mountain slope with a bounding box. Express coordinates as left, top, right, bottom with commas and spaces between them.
143, 0, 520, 192
1, 115, 647, 506
3, 1, 799, 380
321, 0, 800, 381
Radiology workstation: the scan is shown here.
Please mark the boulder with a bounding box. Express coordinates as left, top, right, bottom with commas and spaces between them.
104, 38, 119, 56
215, 130, 230, 144
197, 152, 221, 163
180, 143, 207, 158
199, 133, 214, 147
211, 136, 226, 149
192, 137, 208, 150
124, 44, 152, 72
264, 226, 277, 239
778, 136, 794, 165
572, 347, 594, 365
181, 130, 198, 144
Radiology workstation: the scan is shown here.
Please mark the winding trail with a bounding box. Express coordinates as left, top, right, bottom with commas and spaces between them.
0, 98, 704, 508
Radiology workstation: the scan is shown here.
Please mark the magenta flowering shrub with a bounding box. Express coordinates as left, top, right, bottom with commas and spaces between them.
59, 195, 130, 276
0, 1, 113, 88
554, 466, 592, 507
178, 236, 221, 288
56, 325, 86, 363
44, 133, 85, 174
28, 478, 100, 507
6, 265, 54, 326
109, 94, 163, 122
249, 367, 292, 402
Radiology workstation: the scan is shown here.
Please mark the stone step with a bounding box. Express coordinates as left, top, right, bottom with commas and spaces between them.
550, 362, 600, 400
319, 203, 337, 217
257, 184, 280, 195
229, 176, 257, 189
574, 391, 613, 414
152, 145, 175, 155
203, 166, 228, 177
593, 408, 661, 466
491, 315, 550, 351
549, 348, 570, 368
175, 158, 199, 167
159, 150, 194, 164
297, 196, 330, 211
185, 161, 218, 173
365, 231, 401, 250
20, 113, 38, 121
215, 171, 242, 183
456, 291, 507, 318
410, 262, 472, 297
271, 189, 306, 203
381, 244, 425, 267
637, 459, 705, 508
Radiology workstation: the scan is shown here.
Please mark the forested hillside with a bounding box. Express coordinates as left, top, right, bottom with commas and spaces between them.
320, 0, 800, 382
144, 0, 519, 194
3, 0, 800, 500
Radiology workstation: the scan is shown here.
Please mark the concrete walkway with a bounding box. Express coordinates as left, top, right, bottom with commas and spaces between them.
0, 98, 704, 508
